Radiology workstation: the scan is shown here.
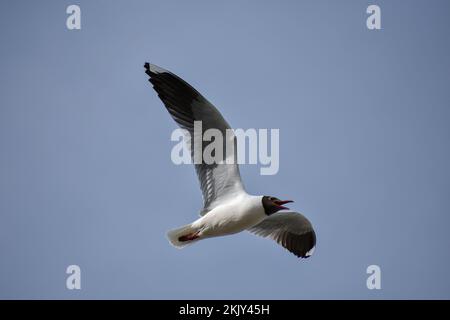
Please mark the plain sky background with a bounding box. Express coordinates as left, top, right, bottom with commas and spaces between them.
1, 0, 449, 299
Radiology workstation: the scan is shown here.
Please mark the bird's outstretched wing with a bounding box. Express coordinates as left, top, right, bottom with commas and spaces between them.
248, 211, 316, 258
144, 63, 245, 215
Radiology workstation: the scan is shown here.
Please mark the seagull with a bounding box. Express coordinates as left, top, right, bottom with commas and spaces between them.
144, 63, 316, 258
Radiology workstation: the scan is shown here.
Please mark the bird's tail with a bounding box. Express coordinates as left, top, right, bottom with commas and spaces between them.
166, 223, 201, 248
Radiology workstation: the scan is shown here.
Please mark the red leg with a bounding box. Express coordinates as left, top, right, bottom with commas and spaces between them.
178, 231, 200, 242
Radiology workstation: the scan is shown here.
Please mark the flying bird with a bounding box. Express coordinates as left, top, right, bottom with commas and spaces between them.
144, 63, 316, 258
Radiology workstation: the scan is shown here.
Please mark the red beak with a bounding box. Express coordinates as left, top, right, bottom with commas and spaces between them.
274, 200, 293, 210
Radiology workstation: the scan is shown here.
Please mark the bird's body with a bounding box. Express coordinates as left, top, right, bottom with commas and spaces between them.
192, 194, 265, 238
144, 62, 317, 258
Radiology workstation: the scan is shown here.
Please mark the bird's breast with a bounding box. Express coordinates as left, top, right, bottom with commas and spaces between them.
198, 195, 266, 237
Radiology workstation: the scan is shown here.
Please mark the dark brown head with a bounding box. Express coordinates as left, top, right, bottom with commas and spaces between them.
262, 196, 293, 216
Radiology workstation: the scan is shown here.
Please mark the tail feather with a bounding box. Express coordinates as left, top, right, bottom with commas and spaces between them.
166, 223, 200, 248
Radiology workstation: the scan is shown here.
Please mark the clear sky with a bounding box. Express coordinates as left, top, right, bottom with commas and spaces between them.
1, 0, 449, 299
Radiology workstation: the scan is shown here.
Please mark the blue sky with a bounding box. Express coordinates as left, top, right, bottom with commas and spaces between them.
1, 0, 450, 299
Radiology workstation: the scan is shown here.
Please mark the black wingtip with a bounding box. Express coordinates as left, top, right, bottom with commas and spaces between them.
144, 62, 153, 78
298, 230, 316, 259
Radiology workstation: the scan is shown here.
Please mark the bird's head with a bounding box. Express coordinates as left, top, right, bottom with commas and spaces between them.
262, 196, 293, 216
